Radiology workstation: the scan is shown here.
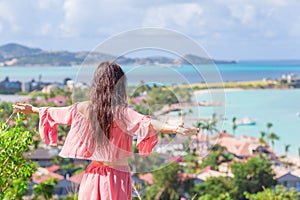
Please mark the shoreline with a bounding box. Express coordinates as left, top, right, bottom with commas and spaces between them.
193, 88, 243, 96
189, 79, 292, 90
0, 94, 30, 103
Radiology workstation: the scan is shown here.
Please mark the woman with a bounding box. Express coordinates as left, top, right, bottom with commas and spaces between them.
13, 62, 199, 200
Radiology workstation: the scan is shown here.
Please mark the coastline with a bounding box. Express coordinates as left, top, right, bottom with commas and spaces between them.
193, 88, 243, 96
0, 94, 29, 103
189, 79, 292, 90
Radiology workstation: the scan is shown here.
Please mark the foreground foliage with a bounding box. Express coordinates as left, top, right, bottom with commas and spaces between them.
0, 114, 37, 199
32, 178, 58, 200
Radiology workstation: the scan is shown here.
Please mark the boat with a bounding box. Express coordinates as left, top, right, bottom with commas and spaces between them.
198, 101, 222, 106
236, 117, 256, 126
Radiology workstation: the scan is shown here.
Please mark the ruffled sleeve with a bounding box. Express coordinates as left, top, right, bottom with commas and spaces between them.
39, 105, 74, 146
127, 108, 158, 155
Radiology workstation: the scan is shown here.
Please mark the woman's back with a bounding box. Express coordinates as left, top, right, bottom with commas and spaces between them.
38, 101, 158, 163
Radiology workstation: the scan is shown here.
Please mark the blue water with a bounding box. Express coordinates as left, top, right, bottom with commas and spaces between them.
1, 61, 300, 156
194, 89, 300, 156
1, 60, 300, 83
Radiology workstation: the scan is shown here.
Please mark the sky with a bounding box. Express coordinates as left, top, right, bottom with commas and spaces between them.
0, 0, 299, 60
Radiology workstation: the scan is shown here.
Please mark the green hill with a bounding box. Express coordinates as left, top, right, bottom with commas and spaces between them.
0, 43, 42, 59
0, 43, 236, 66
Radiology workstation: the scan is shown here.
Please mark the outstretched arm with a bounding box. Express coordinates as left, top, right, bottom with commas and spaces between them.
13, 102, 74, 126
13, 103, 39, 114
13, 103, 75, 146
151, 119, 199, 136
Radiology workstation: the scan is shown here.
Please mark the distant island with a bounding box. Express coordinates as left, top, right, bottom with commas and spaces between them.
0, 43, 236, 66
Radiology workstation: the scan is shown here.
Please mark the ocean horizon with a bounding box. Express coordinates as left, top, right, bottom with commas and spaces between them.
1, 60, 300, 84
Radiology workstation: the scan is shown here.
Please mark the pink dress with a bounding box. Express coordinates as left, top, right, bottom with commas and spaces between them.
38, 103, 158, 200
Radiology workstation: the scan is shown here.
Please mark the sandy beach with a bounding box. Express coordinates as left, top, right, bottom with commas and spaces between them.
193, 88, 243, 97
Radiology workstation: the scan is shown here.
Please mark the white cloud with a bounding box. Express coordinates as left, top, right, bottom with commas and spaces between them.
143, 3, 204, 27
289, 16, 300, 37
37, 0, 61, 10
0, 1, 18, 32
0, 0, 64, 37
59, 0, 145, 37
40, 23, 53, 36
0, 0, 299, 59
264, 0, 297, 6
229, 4, 256, 25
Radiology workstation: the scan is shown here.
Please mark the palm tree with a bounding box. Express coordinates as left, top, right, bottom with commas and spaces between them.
197, 113, 219, 150
266, 122, 273, 145
268, 132, 280, 151
284, 144, 291, 158
259, 131, 267, 145
232, 117, 237, 136
298, 147, 300, 165
260, 131, 266, 138
266, 122, 273, 132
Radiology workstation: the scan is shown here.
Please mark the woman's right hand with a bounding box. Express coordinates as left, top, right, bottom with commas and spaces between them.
13, 103, 39, 114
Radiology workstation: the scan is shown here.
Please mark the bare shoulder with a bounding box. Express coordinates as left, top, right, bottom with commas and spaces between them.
76, 101, 89, 116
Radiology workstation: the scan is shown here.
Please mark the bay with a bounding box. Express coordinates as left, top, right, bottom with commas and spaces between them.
194, 89, 300, 157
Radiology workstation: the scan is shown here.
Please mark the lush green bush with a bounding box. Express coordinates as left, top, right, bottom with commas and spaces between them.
0, 114, 37, 199
244, 185, 300, 200
191, 176, 233, 199
230, 156, 276, 199
32, 178, 58, 200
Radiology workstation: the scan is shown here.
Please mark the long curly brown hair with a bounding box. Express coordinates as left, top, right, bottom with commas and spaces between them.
88, 62, 128, 140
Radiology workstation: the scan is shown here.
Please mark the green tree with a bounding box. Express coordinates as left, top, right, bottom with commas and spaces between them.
172, 84, 192, 103
244, 185, 300, 200
232, 117, 237, 136
265, 122, 274, 145
259, 131, 267, 147
230, 156, 276, 200
130, 81, 151, 97
32, 178, 58, 200
266, 122, 273, 134
144, 162, 182, 200
190, 156, 276, 199
147, 86, 179, 111
197, 113, 219, 149
191, 176, 233, 199
0, 115, 37, 199
200, 150, 220, 170
268, 132, 279, 151
260, 131, 266, 138
298, 147, 300, 164
284, 144, 291, 158
183, 151, 200, 173
0, 102, 14, 120
200, 146, 234, 171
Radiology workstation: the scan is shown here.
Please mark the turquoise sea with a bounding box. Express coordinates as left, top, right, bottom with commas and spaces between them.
1, 61, 300, 155
195, 89, 300, 156
1, 60, 300, 83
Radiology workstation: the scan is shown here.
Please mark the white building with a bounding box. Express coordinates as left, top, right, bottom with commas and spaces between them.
277, 169, 300, 191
